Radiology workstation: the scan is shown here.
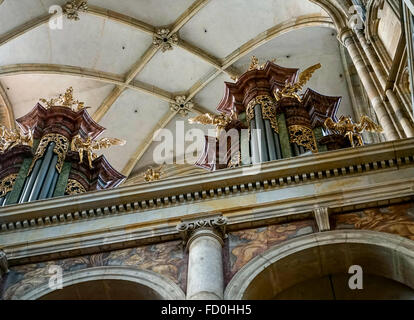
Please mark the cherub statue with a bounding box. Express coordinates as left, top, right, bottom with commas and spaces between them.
0, 125, 33, 153
274, 63, 321, 102
71, 134, 126, 168
324, 115, 383, 147
188, 111, 237, 138
143, 165, 164, 182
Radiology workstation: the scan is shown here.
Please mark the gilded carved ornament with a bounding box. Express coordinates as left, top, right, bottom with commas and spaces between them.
71, 134, 126, 169
39, 87, 89, 112
324, 115, 383, 147
65, 179, 86, 195
0, 125, 33, 153
143, 166, 163, 182
248, 56, 277, 71
28, 133, 70, 176
0, 174, 18, 198
274, 63, 321, 102
246, 95, 279, 135
188, 111, 237, 138
288, 125, 318, 153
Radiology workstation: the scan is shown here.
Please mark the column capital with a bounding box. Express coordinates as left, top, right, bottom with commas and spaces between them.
0, 249, 8, 279
313, 207, 331, 232
177, 216, 228, 250
338, 28, 354, 47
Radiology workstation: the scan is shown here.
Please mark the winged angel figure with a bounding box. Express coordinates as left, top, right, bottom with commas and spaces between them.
188, 111, 237, 138
324, 115, 383, 147
274, 63, 321, 102
71, 134, 126, 168
0, 125, 33, 153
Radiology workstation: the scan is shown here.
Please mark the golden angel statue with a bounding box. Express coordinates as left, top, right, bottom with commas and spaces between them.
0, 125, 33, 153
324, 115, 383, 147
188, 111, 237, 138
71, 134, 126, 168
274, 63, 321, 102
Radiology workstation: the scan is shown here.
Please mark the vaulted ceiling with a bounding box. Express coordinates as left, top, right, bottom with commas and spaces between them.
0, 0, 356, 182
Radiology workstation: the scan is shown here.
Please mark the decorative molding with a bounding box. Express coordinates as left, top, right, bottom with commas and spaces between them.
63, 0, 88, 21
170, 96, 194, 116
153, 28, 179, 52
313, 207, 331, 231
177, 216, 228, 249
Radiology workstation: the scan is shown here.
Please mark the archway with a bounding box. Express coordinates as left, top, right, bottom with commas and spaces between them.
225, 230, 414, 300
16, 266, 185, 300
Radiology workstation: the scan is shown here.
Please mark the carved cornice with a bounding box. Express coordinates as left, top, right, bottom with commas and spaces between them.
217, 61, 299, 115
0, 138, 413, 239
177, 216, 228, 249
16, 103, 105, 141
301, 88, 341, 128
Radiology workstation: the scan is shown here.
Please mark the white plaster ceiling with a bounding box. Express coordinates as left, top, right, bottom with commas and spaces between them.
0, 0, 359, 181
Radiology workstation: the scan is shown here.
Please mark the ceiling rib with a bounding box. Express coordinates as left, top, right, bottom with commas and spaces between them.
184, 15, 334, 104
0, 82, 15, 129
121, 109, 178, 176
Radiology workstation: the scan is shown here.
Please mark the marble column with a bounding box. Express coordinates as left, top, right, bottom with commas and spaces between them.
354, 29, 387, 89
340, 29, 398, 140
385, 89, 414, 137
177, 216, 227, 300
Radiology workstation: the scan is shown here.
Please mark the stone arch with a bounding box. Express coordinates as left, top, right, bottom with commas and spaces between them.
225, 230, 414, 300
13, 266, 185, 300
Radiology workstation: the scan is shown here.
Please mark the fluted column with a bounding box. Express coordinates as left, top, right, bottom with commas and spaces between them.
385, 89, 414, 137
177, 217, 227, 300
340, 29, 398, 140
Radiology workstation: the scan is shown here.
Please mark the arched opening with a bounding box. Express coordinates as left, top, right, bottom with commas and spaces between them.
15, 266, 185, 300
39, 279, 162, 300
225, 230, 414, 300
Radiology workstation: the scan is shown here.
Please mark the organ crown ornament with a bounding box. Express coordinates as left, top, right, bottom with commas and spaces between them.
71, 134, 126, 169
0, 126, 33, 153
274, 63, 321, 102
324, 115, 383, 147
248, 56, 276, 71
40, 87, 89, 112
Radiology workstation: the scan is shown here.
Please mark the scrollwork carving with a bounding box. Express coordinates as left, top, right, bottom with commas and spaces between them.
28, 133, 70, 176
288, 125, 318, 153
